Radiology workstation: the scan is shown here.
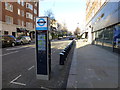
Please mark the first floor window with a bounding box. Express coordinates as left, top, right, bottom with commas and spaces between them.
18, 19, 21, 25
5, 15, 13, 24
22, 21, 24, 26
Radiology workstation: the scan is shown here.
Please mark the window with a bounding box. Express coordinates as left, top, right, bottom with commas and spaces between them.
18, 19, 21, 25
26, 22, 33, 28
34, 17, 36, 21
5, 2, 13, 12
34, 9, 37, 14
26, 12, 33, 19
21, 10, 24, 17
18, 9, 20, 15
12, 32, 16, 37
26, 3, 33, 10
114, 24, 120, 43
18, 0, 21, 4
4, 31, 8, 35
21, 1, 24, 6
35, 2, 37, 7
5, 15, 13, 24
21, 21, 24, 26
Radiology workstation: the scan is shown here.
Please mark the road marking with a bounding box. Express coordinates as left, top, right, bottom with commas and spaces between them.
51, 46, 55, 48
26, 47, 35, 50
28, 65, 34, 71
10, 75, 21, 83
40, 86, 51, 90
1, 51, 19, 56
58, 47, 62, 49
10, 81, 26, 86
6, 44, 35, 51
6, 47, 26, 51
10, 75, 26, 86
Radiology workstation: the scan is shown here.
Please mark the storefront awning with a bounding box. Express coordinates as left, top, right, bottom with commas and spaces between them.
17, 28, 29, 32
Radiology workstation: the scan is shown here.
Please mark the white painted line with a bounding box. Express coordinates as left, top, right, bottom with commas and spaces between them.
58, 47, 62, 49
40, 86, 50, 90
10, 75, 26, 86
28, 66, 35, 71
1, 51, 19, 56
11, 81, 26, 86
51, 46, 55, 48
10, 75, 21, 83
26, 47, 35, 50
6, 47, 26, 51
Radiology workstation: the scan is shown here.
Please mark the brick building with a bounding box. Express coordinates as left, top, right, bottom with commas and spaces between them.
85, 0, 120, 51
0, 1, 39, 39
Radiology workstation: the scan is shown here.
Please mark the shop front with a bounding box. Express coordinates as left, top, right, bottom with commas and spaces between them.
16, 28, 29, 37
88, 1, 120, 52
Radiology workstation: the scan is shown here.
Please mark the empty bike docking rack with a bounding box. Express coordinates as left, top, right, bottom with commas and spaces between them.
59, 40, 76, 65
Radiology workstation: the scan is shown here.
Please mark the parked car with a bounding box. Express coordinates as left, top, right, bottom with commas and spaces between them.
16, 36, 31, 45
69, 36, 76, 40
58, 37, 62, 40
0, 35, 16, 47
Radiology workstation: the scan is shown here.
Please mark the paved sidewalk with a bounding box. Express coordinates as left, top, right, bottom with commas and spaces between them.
67, 40, 118, 88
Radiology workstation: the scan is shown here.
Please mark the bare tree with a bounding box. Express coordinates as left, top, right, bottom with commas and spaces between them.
44, 9, 55, 19
74, 27, 81, 35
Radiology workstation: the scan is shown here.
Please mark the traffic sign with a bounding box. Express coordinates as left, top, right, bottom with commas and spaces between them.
36, 17, 48, 30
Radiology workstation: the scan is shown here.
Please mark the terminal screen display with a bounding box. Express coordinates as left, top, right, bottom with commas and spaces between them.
38, 34, 46, 50
36, 31, 47, 75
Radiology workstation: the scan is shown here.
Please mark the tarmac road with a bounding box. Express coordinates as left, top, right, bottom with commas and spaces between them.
2, 39, 74, 89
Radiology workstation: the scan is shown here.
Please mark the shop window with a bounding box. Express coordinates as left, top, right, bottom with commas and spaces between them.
104, 27, 114, 44
98, 30, 104, 41
12, 32, 16, 37
113, 24, 120, 43
4, 31, 8, 35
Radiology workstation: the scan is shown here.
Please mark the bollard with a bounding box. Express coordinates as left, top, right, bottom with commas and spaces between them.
59, 40, 75, 65
62, 50, 67, 61
59, 53, 65, 65
65, 46, 69, 55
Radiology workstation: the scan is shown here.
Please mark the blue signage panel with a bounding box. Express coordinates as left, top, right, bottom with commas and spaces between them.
36, 17, 48, 31
36, 27, 47, 30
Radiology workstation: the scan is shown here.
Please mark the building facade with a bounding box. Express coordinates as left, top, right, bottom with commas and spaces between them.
86, 0, 120, 51
0, 1, 39, 39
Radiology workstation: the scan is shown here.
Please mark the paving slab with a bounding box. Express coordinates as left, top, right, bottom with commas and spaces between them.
67, 40, 118, 88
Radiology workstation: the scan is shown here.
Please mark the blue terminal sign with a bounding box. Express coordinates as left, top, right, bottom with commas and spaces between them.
36, 17, 48, 30
37, 18, 46, 26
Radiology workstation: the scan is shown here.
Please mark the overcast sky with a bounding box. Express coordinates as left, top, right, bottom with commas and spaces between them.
39, 0, 86, 32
